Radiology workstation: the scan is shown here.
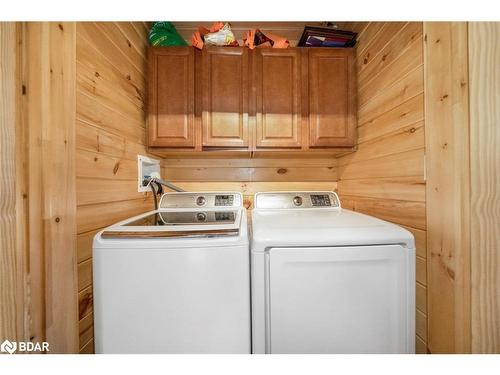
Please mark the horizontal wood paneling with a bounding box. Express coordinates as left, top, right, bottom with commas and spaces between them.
340, 195, 425, 231
416, 256, 427, 286
339, 177, 425, 202
77, 22, 145, 93
358, 22, 423, 85
165, 180, 338, 194
77, 36, 145, 107
402, 225, 426, 259
338, 22, 427, 353
77, 198, 152, 234
358, 66, 423, 126
77, 150, 139, 181
338, 121, 424, 165
338, 149, 424, 180
164, 165, 337, 182
417, 283, 427, 314
75, 22, 152, 353
77, 178, 151, 206
357, 22, 407, 74
416, 309, 428, 341
78, 260, 92, 292
79, 313, 93, 349
77, 230, 97, 264
161, 153, 339, 184
355, 22, 385, 57
358, 37, 422, 106
78, 286, 93, 321
77, 92, 145, 144
79, 338, 94, 354
357, 94, 424, 143
416, 335, 428, 354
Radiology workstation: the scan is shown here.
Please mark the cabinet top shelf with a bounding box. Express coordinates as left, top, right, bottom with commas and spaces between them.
148, 45, 356, 52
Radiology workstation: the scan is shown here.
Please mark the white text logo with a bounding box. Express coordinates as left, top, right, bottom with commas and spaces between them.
1, 339, 50, 354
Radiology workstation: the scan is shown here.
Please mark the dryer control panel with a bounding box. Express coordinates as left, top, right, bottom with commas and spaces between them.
254, 192, 341, 209
160, 192, 243, 209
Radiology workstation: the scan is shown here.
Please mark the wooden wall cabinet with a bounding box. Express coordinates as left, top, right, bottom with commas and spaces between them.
147, 46, 357, 155
202, 47, 249, 147
148, 47, 196, 148
308, 48, 356, 147
252, 49, 304, 149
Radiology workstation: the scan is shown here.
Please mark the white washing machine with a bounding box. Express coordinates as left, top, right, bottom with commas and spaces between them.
251, 191, 415, 354
93, 192, 250, 353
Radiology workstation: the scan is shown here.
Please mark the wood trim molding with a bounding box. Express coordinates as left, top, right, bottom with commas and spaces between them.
21, 22, 79, 353
423, 22, 471, 353
0, 22, 27, 343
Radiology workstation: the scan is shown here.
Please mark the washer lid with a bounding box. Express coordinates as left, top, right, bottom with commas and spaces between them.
122, 210, 238, 226
251, 208, 415, 251
98, 207, 244, 240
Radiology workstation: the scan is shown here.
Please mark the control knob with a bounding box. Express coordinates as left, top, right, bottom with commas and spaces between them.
293, 196, 303, 206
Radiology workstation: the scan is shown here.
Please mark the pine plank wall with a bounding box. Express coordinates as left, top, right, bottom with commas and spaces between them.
2, 21, 497, 354
75, 22, 153, 354
336, 22, 427, 353
74, 22, 427, 353
74, 22, 341, 353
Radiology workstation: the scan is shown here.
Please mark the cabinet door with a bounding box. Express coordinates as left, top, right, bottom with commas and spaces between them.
202, 47, 249, 148
148, 47, 195, 148
253, 49, 303, 148
309, 49, 356, 147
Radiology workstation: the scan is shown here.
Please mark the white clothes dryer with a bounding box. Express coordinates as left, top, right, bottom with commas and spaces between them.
251, 191, 415, 354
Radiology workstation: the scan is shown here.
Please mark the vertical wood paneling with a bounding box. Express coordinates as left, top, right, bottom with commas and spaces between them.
337, 22, 427, 353
45, 22, 78, 354
469, 22, 500, 354
19, 22, 79, 353
0, 22, 26, 343
14, 23, 30, 344
424, 22, 471, 354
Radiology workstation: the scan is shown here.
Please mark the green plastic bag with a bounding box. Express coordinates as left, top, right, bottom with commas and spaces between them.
149, 22, 188, 46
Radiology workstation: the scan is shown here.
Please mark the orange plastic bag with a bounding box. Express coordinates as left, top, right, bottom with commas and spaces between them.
191, 22, 238, 50
243, 29, 289, 49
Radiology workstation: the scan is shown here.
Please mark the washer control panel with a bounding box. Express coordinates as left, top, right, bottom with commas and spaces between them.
160, 192, 242, 208
215, 194, 234, 206
254, 192, 341, 209
310, 194, 332, 207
